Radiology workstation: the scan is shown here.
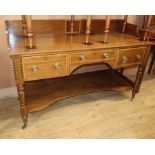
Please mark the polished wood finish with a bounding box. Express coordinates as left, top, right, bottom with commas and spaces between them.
132, 46, 150, 100
6, 19, 124, 36
8, 18, 152, 128
21, 15, 27, 36
17, 84, 28, 129
65, 15, 82, 35
23, 55, 68, 81
85, 16, 92, 45
138, 15, 155, 41
122, 15, 128, 33
25, 15, 34, 48
148, 46, 155, 74
137, 16, 155, 74
143, 15, 152, 41
116, 47, 146, 68
25, 70, 134, 112
102, 15, 111, 43
70, 15, 74, 34
69, 49, 116, 72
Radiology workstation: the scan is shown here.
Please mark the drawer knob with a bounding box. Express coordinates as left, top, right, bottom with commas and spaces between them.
53, 63, 60, 69
80, 55, 86, 61
31, 65, 38, 72
136, 54, 141, 60
103, 53, 109, 58
122, 56, 128, 63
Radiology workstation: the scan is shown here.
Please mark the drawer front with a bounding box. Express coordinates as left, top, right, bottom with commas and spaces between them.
92, 49, 116, 61
71, 52, 94, 63
70, 49, 116, 72
71, 49, 116, 64
116, 47, 146, 67
23, 55, 67, 81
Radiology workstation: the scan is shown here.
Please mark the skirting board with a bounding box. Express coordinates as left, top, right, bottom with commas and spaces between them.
0, 87, 17, 99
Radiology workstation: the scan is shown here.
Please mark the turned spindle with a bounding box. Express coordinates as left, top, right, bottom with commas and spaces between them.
103, 15, 111, 43
84, 15, 93, 45
143, 15, 152, 41
25, 15, 35, 49
70, 15, 74, 35
67, 15, 77, 35
142, 15, 146, 29
122, 15, 128, 33
21, 15, 27, 36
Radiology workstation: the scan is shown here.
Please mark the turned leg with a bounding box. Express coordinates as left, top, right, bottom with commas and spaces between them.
17, 84, 28, 129
132, 65, 145, 101
148, 51, 155, 74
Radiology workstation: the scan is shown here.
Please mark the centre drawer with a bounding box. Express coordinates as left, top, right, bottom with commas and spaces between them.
22, 55, 67, 81
71, 49, 116, 64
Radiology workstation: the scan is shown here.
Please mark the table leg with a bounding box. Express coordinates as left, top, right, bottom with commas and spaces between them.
17, 84, 28, 129
132, 65, 145, 101
148, 51, 155, 74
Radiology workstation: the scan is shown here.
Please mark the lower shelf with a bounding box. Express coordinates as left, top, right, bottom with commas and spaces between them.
25, 70, 134, 112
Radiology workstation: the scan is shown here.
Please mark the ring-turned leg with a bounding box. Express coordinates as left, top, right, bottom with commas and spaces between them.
17, 84, 28, 129
148, 50, 155, 74
131, 65, 145, 101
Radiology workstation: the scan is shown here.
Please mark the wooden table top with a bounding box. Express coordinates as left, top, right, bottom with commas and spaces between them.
9, 32, 152, 56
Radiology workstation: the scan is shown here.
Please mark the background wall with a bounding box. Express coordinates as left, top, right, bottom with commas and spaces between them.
0, 15, 144, 89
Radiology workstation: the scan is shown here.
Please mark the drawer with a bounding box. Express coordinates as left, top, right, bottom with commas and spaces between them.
71, 52, 94, 63
71, 49, 116, 64
92, 49, 116, 60
69, 49, 116, 73
23, 55, 67, 81
116, 47, 146, 67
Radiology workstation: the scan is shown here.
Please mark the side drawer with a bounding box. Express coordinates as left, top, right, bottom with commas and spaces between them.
22, 55, 68, 81
116, 47, 146, 68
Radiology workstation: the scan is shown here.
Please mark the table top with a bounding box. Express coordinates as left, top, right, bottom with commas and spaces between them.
9, 32, 152, 56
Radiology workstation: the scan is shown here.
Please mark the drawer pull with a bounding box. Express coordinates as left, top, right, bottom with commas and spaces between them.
136, 54, 141, 60
103, 53, 109, 58
80, 55, 86, 61
31, 65, 38, 72
53, 63, 60, 69
122, 56, 128, 63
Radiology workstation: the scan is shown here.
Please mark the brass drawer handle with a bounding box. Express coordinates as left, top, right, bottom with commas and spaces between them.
136, 54, 141, 60
53, 63, 60, 69
31, 65, 38, 72
103, 53, 109, 58
122, 56, 128, 63
80, 55, 86, 61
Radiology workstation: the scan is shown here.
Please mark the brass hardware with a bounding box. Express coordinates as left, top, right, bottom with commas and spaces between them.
80, 55, 86, 61
103, 53, 109, 58
122, 56, 128, 63
31, 65, 38, 72
136, 54, 141, 60
53, 63, 60, 69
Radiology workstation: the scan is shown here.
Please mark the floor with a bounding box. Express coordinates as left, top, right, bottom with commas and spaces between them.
0, 73, 155, 138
